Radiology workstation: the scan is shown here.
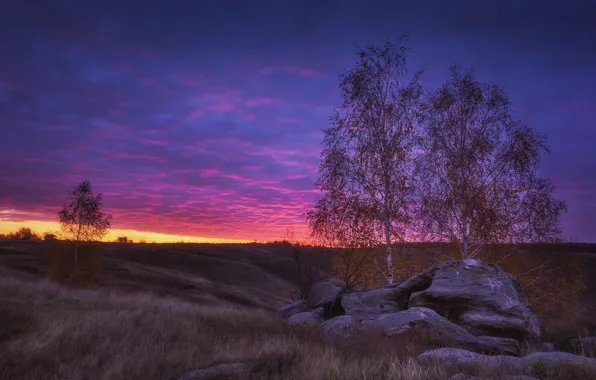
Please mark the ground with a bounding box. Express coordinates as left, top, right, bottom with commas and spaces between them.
0, 240, 595, 379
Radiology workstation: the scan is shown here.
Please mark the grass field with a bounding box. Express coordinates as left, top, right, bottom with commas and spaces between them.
1, 240, 596, 379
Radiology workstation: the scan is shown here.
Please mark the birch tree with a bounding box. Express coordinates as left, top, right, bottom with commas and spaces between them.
306, 40, 423, 284
58, 180, 112, 279
416, 67, 567, 259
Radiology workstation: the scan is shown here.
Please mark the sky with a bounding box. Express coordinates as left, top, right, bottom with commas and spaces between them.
0, 0, 595, 243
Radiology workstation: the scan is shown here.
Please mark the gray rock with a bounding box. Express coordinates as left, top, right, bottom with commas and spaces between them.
276, 300, 309, 319
541, 342, 555, 352
417, 348, 596, 377
287, 307, 324, 326
306, 279, 345, 309
341, 287, 401, 320
450, 374, 538, 380
173, 362, 250, 380
384, 266, 436, 308
361, 307, 520, 355
416, 348, 525, 375
320, 315, 357, 338
523, 351, 596, 372
408, 260, 540, 341
473, 336, 521, 356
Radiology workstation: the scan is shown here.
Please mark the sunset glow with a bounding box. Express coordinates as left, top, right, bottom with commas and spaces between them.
0, 1, 594, 243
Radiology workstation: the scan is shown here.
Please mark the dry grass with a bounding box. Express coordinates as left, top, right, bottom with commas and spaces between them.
0, 273, 450, 380
1, 241, 596, 379
1, 274, 595, 380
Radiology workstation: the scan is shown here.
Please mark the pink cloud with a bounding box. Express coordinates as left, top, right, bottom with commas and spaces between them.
257, 65, 327, 77
200, 168, 219, 177
245, 97, 276, 107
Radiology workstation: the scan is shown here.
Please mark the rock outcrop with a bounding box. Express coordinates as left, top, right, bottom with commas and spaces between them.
320, 315, 357, 339
172, 362, 250, 380
287, 307, 324, 327
279, 259, 541, 357
407, 259, 540, 342
275, 257, 596, 378
276, 300, 308, 319
341, 287, 401, 320
361, 307, 520, 355
306, 278, 345, 316
416, 348, 596, 377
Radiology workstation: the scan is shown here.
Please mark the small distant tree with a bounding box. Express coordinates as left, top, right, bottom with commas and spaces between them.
306, 39, 423, 284
283, 227, 318, 300
10, 227, 41, 241
416, 67, 567, 259
116, 236, 129, 243
58, 180, 112, 279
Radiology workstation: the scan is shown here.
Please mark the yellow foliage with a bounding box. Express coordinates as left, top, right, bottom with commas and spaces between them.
331, 246, 428, 289
332, 243, 585, 323
479, 245, 586, 322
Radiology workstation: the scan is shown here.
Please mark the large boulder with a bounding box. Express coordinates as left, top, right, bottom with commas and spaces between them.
276, 300, 309, 319
341, 287, 402, 320
408, 260, 540, 341
416, 348, 596, 377
320, 315, 358, 339
287, 307, 324, 327
306, 279, 345, 311
173, 363, 250, 380
449, 374, 538, 380
450, 374, 538, 380
362, 307, 520, 356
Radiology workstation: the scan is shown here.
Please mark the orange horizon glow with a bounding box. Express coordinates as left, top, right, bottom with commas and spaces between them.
0, 219, 260, 244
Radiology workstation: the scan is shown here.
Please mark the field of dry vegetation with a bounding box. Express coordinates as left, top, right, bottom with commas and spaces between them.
1, 240, 596, 380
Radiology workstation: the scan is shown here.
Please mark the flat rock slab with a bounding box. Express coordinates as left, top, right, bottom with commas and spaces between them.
408, 260, 540, 340
362, 307, 520, 356
276, 300, 308, 319
417, 348, 596, 377
287, 307, 324, 326
320, 315, 357, 339
306, 279, 345, 309
173, 363, 250, 380
341, 287, 401, 320
450, 373, 538, 380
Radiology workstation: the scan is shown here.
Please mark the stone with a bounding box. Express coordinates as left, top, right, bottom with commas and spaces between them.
173, 362, 250, 380
450, 374, 538, 380
306, 279, 345, 310
341, 287, 401, 320
408, 260, 540, 341
416, 348, 596, 377
541, 342, 555, 352
361, 307, 520, 356
320, 315, 358, 339
276, 300, 309, 319
287, 307, 324, 327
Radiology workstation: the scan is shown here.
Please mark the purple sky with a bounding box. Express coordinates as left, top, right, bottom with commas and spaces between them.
0, 0, 595, 242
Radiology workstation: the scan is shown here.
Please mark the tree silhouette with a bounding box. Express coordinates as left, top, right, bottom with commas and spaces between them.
306, 39, 423, 284
58, 180, 112, 279
9, 227, 41, 240
415, 67, 567, 259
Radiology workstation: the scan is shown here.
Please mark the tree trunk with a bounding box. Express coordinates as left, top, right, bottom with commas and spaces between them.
383, 205, 393, 284
293, 245, 304, 299
72, 240, 79, 282
72, 223, 82, 282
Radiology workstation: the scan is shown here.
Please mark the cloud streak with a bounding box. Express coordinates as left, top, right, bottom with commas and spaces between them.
0, 0, 595, 242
